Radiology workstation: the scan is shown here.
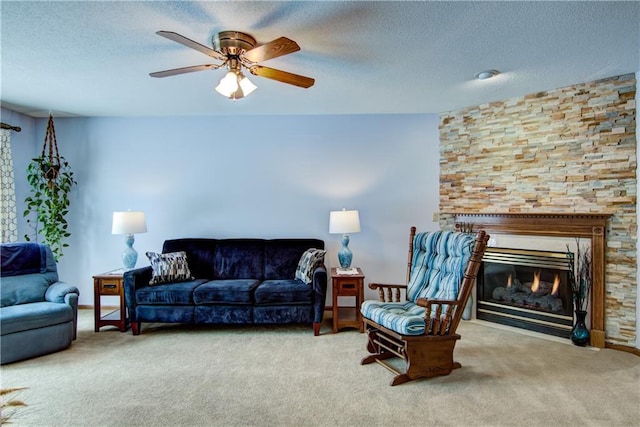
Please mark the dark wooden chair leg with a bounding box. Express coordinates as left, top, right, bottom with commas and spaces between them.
131, 321, 141, 335
313, 322, 320, 336
366, 329, 378, 353
390, 374, 412, 386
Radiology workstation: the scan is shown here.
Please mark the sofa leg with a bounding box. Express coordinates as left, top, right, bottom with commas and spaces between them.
313, 322, 320, 336
131, 322, 141, 335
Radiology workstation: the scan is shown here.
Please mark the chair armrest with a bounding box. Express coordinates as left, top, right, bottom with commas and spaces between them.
416, 298, 460, 308
416, 298, 463, 335
45, 281, 79, 339
368, 282, 407, 302
123, 266, 152, 321
45, 281, 80, 303
311, 264, 328, 323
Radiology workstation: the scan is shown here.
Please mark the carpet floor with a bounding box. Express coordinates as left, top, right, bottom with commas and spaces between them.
1, 310, 639, 426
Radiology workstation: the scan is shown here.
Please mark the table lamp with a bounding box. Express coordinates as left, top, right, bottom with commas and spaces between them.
329, 208, 361, 271
112, 211, 147, 269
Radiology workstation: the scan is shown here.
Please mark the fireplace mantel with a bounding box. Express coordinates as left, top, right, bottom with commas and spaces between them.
454, 212, 611, 348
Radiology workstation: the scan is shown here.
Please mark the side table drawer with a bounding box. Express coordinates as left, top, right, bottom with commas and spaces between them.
99, 279, 122, 295
337, 280, 360, 295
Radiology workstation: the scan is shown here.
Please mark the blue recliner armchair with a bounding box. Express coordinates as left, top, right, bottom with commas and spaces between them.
1, 242, 79, 364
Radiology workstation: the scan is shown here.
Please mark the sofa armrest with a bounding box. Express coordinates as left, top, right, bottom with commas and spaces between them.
45, 281, 79, 339
45, 281, 80, 303
123, 266, 152, 321
311, 264, 328, 323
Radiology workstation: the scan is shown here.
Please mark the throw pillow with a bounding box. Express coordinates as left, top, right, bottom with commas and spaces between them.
146, 251, 193, 285
295, 248, 326, 285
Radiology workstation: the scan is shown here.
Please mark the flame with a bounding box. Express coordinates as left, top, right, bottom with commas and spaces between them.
507, 274, 512, 288
531, 271, 540, 292
551, 274, 560, 296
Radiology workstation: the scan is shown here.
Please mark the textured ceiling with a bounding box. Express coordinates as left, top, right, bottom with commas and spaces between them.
1, 1, 639, 117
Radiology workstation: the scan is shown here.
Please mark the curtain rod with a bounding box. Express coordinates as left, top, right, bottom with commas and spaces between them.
0, 122, 22, 132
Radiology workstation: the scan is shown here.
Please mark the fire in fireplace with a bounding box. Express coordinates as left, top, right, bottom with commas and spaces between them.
477, 247, 574, 338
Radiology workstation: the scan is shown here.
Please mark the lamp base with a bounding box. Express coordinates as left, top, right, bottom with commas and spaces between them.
122, 234, 138, 270
337, 234, 353, 269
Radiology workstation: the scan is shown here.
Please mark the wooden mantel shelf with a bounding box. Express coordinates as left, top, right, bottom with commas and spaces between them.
453, 212, 611, 348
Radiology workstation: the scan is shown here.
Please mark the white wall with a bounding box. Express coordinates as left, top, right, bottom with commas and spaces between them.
6, 110, 441, 305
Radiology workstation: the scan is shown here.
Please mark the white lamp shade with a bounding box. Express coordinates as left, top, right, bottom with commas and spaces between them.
329, 209, 361, 234
238, 75, 257, 96
215, 71, 239, 97
112, 211, 147, 235
215, 71, 256, 99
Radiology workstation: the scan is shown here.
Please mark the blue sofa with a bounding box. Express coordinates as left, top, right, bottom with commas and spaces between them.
124, 238, 328, 336
1, 243, 79, 364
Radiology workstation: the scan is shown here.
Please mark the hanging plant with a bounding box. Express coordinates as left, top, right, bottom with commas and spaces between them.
23, 114, 77, 260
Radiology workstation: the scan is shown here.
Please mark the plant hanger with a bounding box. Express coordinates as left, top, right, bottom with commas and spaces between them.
41, 114, 61, 186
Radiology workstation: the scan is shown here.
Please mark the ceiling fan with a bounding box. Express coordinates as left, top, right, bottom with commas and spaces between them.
150, 30, 315, 100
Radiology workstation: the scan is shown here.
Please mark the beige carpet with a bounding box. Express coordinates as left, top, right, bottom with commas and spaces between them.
1, 309, 639, 426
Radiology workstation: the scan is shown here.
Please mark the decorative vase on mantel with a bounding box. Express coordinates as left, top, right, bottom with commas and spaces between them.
571, 309, 590, 346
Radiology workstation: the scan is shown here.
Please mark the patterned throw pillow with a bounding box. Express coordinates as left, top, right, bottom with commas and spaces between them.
146, 251, 193, 285
295, 248, 326, 285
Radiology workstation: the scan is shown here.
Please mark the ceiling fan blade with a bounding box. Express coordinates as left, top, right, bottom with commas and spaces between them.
243, 37, 300, 63
149, 64, 216, 78
156, 31, 226, 61
249, 65, 314, 88
249, 66, 314, 88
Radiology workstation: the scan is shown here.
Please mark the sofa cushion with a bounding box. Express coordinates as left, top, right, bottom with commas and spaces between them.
254, 279, 313, 305
162, 239, 218, 279
264, 239, 324, 280
213, 240, 264, 280
0, 301, 73, 335
146, 251, 194, 285
1, 274, 52, 307
194, 279, 261, 304
294, 248, 326, 285
135, 279, 206, 305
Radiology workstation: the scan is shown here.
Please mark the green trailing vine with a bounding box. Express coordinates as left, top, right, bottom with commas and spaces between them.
23, 115, 77, 260
23, 155, 76, 260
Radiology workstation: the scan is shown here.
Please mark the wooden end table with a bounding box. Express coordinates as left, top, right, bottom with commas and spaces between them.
331, 267, 365, 333
93, 269, 129, 332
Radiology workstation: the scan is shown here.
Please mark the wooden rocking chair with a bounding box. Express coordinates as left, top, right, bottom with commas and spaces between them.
360, 227, 489, 386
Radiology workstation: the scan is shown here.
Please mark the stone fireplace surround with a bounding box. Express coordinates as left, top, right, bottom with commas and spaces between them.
439, 73, 637, 350
454, 213, 609, 348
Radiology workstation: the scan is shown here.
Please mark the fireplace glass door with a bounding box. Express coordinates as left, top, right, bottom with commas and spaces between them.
477, 247, 573, 338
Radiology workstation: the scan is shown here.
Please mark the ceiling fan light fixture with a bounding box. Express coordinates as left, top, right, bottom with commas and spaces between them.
238, 74, 257, 96
215, 67, 257, 100
215, 70, 240, 97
